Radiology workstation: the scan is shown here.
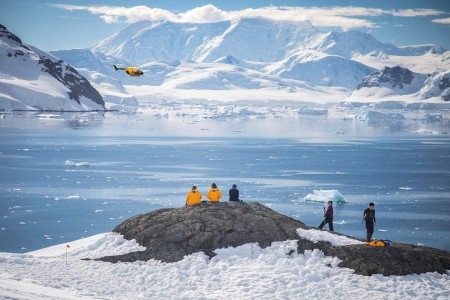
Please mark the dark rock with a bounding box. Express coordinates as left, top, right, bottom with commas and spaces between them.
357, 66, 414, 90
38, 57, 104, 106
98, 201, 308, 263
439, 76, 450, 90
296, 235, 450, 276
439, 76, 450, 101
97, 202, 450, 276
0, 24, 28, 49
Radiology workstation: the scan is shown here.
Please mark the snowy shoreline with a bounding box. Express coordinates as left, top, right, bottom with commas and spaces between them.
1, 231, 448, 299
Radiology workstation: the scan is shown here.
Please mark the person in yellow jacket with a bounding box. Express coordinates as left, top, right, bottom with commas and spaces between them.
186, 186, 202, 206
206, 183, 222, 203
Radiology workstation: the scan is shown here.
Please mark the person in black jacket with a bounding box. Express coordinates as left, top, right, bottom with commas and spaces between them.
229, 184, 240, 201
318, 201, 334, 231
363, 202, 376, 242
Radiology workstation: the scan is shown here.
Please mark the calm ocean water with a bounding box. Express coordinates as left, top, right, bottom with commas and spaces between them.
1, 110, 449, 252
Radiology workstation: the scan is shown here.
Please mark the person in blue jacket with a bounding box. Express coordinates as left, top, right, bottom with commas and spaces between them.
229, 184, 240, 201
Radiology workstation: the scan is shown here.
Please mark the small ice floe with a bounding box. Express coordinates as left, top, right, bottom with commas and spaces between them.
36, 114, 60, 119
378, 229, 388, 232
65, 160, 89, 167
94, 209, 104, 213
298, 107, 328, 116
304, 189, 346, 203
55, 195, 81, 200
398, 186, 412, 190
415, 129, 440, 135
334, 220, 347, 225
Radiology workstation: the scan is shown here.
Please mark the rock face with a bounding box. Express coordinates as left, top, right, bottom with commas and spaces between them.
99, 202, 308, 263
297, 238, 450, 276
357, 66, 414, 90
37, 54, 104, 106
419, 71, 450, 101
98, 202, 450, 276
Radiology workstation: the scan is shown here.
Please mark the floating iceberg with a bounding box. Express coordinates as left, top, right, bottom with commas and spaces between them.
65, 160, 89, 167
304, 189, 346, 203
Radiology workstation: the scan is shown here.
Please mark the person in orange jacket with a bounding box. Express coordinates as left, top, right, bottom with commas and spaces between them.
186, 186, 202, 206
206, 183, 222, 203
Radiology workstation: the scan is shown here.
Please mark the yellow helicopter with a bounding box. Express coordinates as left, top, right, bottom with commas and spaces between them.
113, 65, 144, 76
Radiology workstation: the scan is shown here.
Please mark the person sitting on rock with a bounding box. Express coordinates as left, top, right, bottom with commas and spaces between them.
363, 202, 376, 242
186, 186, 202, 206
318, 200, 334, 231
206, 183, 222, 203
229, 184, 240, 201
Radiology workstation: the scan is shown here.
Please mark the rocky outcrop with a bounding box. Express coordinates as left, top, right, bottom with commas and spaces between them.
98, 201, 308, 263
97, 202, 450, 276
357, 66, 414, 90
297, 237, 450, 276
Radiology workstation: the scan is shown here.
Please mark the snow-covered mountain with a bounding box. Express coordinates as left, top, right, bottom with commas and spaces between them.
420, 70, 450, 101
50, 49, 139, 110
92, 18, 322, 65
87, 16, 449, 104
266, 50, 375, 89
3, 16, 448, 110
0, 25, 105, 111
93, 17, 445, 65
347, 66, 429, 102
309, 31, 446, 59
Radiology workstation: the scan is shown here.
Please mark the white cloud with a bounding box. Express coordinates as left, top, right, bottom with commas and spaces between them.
390, 8, 443, 17
432, 17, 450, 25
52, 4, 177, 23
52, 4, 447, 30
179, 4, 229, 23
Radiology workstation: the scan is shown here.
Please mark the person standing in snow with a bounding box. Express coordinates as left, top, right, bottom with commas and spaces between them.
206, 183, 222, 203
186, 186, 202, 206
363, 202, 376, 242
229, 184, 240, 201
318, 200, 334, 231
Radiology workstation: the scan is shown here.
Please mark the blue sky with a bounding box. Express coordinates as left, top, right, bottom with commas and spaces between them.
1, 0, 449, 51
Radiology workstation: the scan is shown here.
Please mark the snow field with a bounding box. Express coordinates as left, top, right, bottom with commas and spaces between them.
0, 232, 448, 299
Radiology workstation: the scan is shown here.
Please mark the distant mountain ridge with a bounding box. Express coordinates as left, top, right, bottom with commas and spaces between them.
92, 17, 446, 65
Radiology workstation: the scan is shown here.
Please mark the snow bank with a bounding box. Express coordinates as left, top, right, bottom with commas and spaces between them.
304, 189, 346, 203
296, 228, 365, 246
0, 233, 448, 299
29, 233, 145, 259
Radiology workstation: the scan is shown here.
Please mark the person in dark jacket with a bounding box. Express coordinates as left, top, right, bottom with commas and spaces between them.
363, 202, 376, 242
318, 200, 334, 231
229, 184, 240, 201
